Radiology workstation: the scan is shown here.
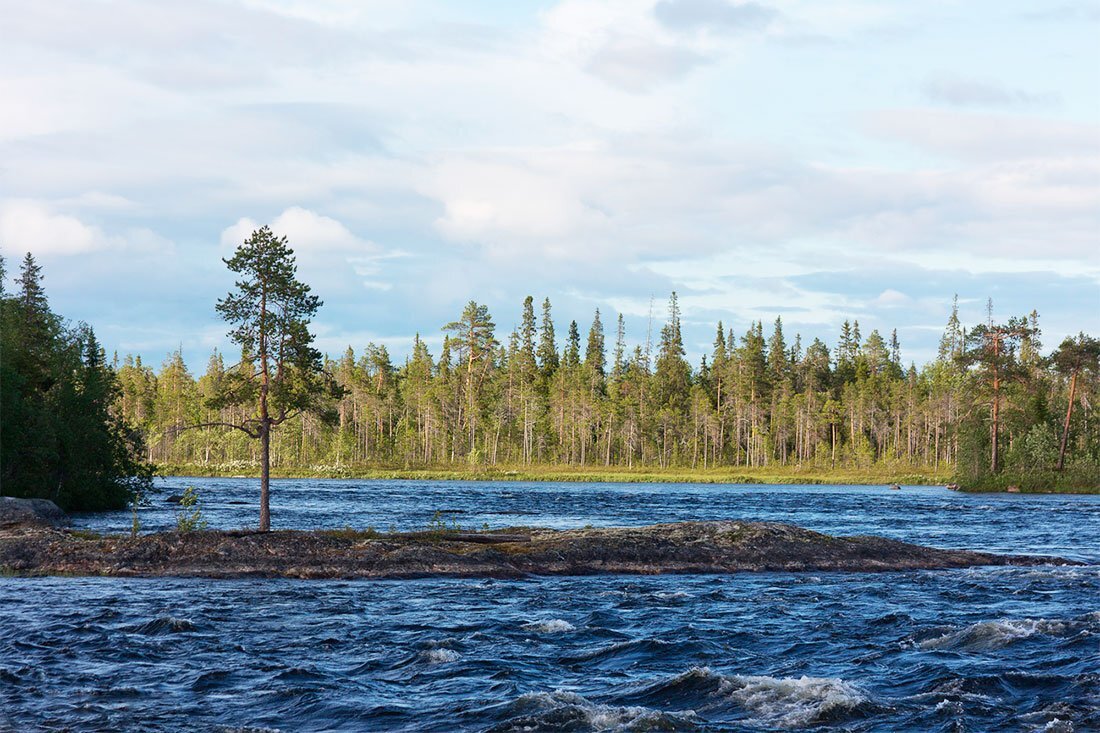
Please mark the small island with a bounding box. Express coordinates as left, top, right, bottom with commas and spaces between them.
1, 518, 1074, 580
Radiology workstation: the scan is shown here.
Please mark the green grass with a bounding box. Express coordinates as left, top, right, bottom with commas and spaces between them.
954, 467, 1100, 494
156, 462, 955, 487
318, 526, 380, 540
67, 529, 105, 540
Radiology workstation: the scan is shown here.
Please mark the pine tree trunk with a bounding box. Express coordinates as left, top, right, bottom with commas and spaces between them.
1057, 370, 1078, 471
259, 421, 271, 532
991, 342, 1000, 473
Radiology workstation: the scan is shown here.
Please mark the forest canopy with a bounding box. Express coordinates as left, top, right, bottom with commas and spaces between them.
118, 291, 1098, 491
2, 250, 1096, 502
0, 254, 152, 510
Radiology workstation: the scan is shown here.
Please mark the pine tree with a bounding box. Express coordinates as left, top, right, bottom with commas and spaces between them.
207, 226, 341, 530
1052, 333, 1100, 471
959, 310, 1037, 474
444, 301, 498, 454
863, 330, 889, 375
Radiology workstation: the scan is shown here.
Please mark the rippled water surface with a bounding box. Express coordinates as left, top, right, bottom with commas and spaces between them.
4, 478, 1099, 731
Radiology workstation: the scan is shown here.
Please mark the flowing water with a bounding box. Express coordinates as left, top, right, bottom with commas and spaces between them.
3, 479, 1098, 731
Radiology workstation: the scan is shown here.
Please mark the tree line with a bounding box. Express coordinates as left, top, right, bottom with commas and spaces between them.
3, 234, 1097, 519
118, 275, 1099, 488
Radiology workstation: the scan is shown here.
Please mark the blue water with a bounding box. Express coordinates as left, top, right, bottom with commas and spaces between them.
3, 479, 1099, 731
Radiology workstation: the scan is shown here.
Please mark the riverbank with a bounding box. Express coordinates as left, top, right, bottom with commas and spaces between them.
154, 463, 1099, 493
0, 521, 1077, 580
158, 462, 953, 486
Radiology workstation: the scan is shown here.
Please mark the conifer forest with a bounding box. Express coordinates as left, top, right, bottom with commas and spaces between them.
4, 248, 1098, 511
115, 283, 1097, 491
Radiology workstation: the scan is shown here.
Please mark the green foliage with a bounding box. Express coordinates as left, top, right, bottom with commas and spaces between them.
204, 226, 342, 530
423, 510, 461, 540
0, 253, 153, 510
175, 486, 207, 532
1006, 424, 1059, 471
108, 288, 1097, 491
211, 227, 340, 425
320, 526, 379, 540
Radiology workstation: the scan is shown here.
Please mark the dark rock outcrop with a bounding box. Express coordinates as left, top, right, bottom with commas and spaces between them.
0, 497, 66, 529
0, 520, 1078, 580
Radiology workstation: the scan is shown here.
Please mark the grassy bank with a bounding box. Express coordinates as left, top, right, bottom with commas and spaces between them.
152, 462, 1100, 493
156, 462, 953, 487
954, 467, 1100, 494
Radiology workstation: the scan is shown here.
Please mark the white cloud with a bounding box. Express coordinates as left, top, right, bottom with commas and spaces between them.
0, 199, 172, 257
874, 288, 910, 307
868, 109, 1099, 163
0, 200, 100, 255
921, 74, 1057, 108
1, 0, 1097, 363
221, 206, 396, 291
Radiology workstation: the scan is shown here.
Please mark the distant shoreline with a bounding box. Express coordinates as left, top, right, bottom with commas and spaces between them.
153, 465, 1099, 494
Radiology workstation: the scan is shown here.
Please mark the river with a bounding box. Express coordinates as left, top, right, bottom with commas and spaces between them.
2, 478, 1098, 731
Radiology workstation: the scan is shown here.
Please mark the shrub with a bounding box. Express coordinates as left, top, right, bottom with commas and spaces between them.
175, 486, 208, 532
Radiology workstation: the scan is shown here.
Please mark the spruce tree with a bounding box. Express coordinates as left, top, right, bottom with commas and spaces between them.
585, 309, 606, 377
519, 296, 537, 373
611, 313, 626, 383
537, 297, 558, 376
564, 320, 581, 369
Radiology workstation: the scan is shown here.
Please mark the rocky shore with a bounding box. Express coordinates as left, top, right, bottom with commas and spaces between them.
0, 520, 1077, 580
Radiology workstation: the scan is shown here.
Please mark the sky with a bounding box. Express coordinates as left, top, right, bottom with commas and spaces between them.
1, 0, 1098, 370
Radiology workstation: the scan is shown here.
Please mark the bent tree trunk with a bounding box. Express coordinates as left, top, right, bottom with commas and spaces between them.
1057, 370, 1078, 472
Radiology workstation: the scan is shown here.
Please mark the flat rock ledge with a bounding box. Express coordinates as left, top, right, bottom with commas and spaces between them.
0, 521, 1078, 580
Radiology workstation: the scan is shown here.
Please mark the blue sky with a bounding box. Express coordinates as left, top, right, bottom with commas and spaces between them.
1, 0, 1097, 370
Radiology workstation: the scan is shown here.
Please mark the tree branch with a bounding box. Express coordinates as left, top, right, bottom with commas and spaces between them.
173, 421, 260, 439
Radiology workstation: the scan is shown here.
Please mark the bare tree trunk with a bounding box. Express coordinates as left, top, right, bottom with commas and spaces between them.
1057, 370, 1078, 471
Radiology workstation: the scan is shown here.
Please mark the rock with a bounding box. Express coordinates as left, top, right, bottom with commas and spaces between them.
165, 494, 185, 504
0, 497, 66, 529
0, 520, 1076, 580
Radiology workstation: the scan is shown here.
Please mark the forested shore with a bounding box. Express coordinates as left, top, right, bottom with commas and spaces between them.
118, 294, 1098, 493
4, 248, 1098, 514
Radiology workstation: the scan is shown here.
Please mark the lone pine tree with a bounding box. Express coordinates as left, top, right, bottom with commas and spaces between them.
206, 226, 340, 530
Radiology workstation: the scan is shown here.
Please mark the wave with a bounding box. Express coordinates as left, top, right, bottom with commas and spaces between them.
717, 672, 870, 728
918, 613, 1099, 651
522, 619, 576, 633
421, 648, 461, 664
487, 690, 697, 732
130, 616, 197, 635
624, 667, 870, 728
559, 638, 688, 667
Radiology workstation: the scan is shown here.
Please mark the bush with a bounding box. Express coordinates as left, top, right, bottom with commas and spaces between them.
175, 486, 207, 532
